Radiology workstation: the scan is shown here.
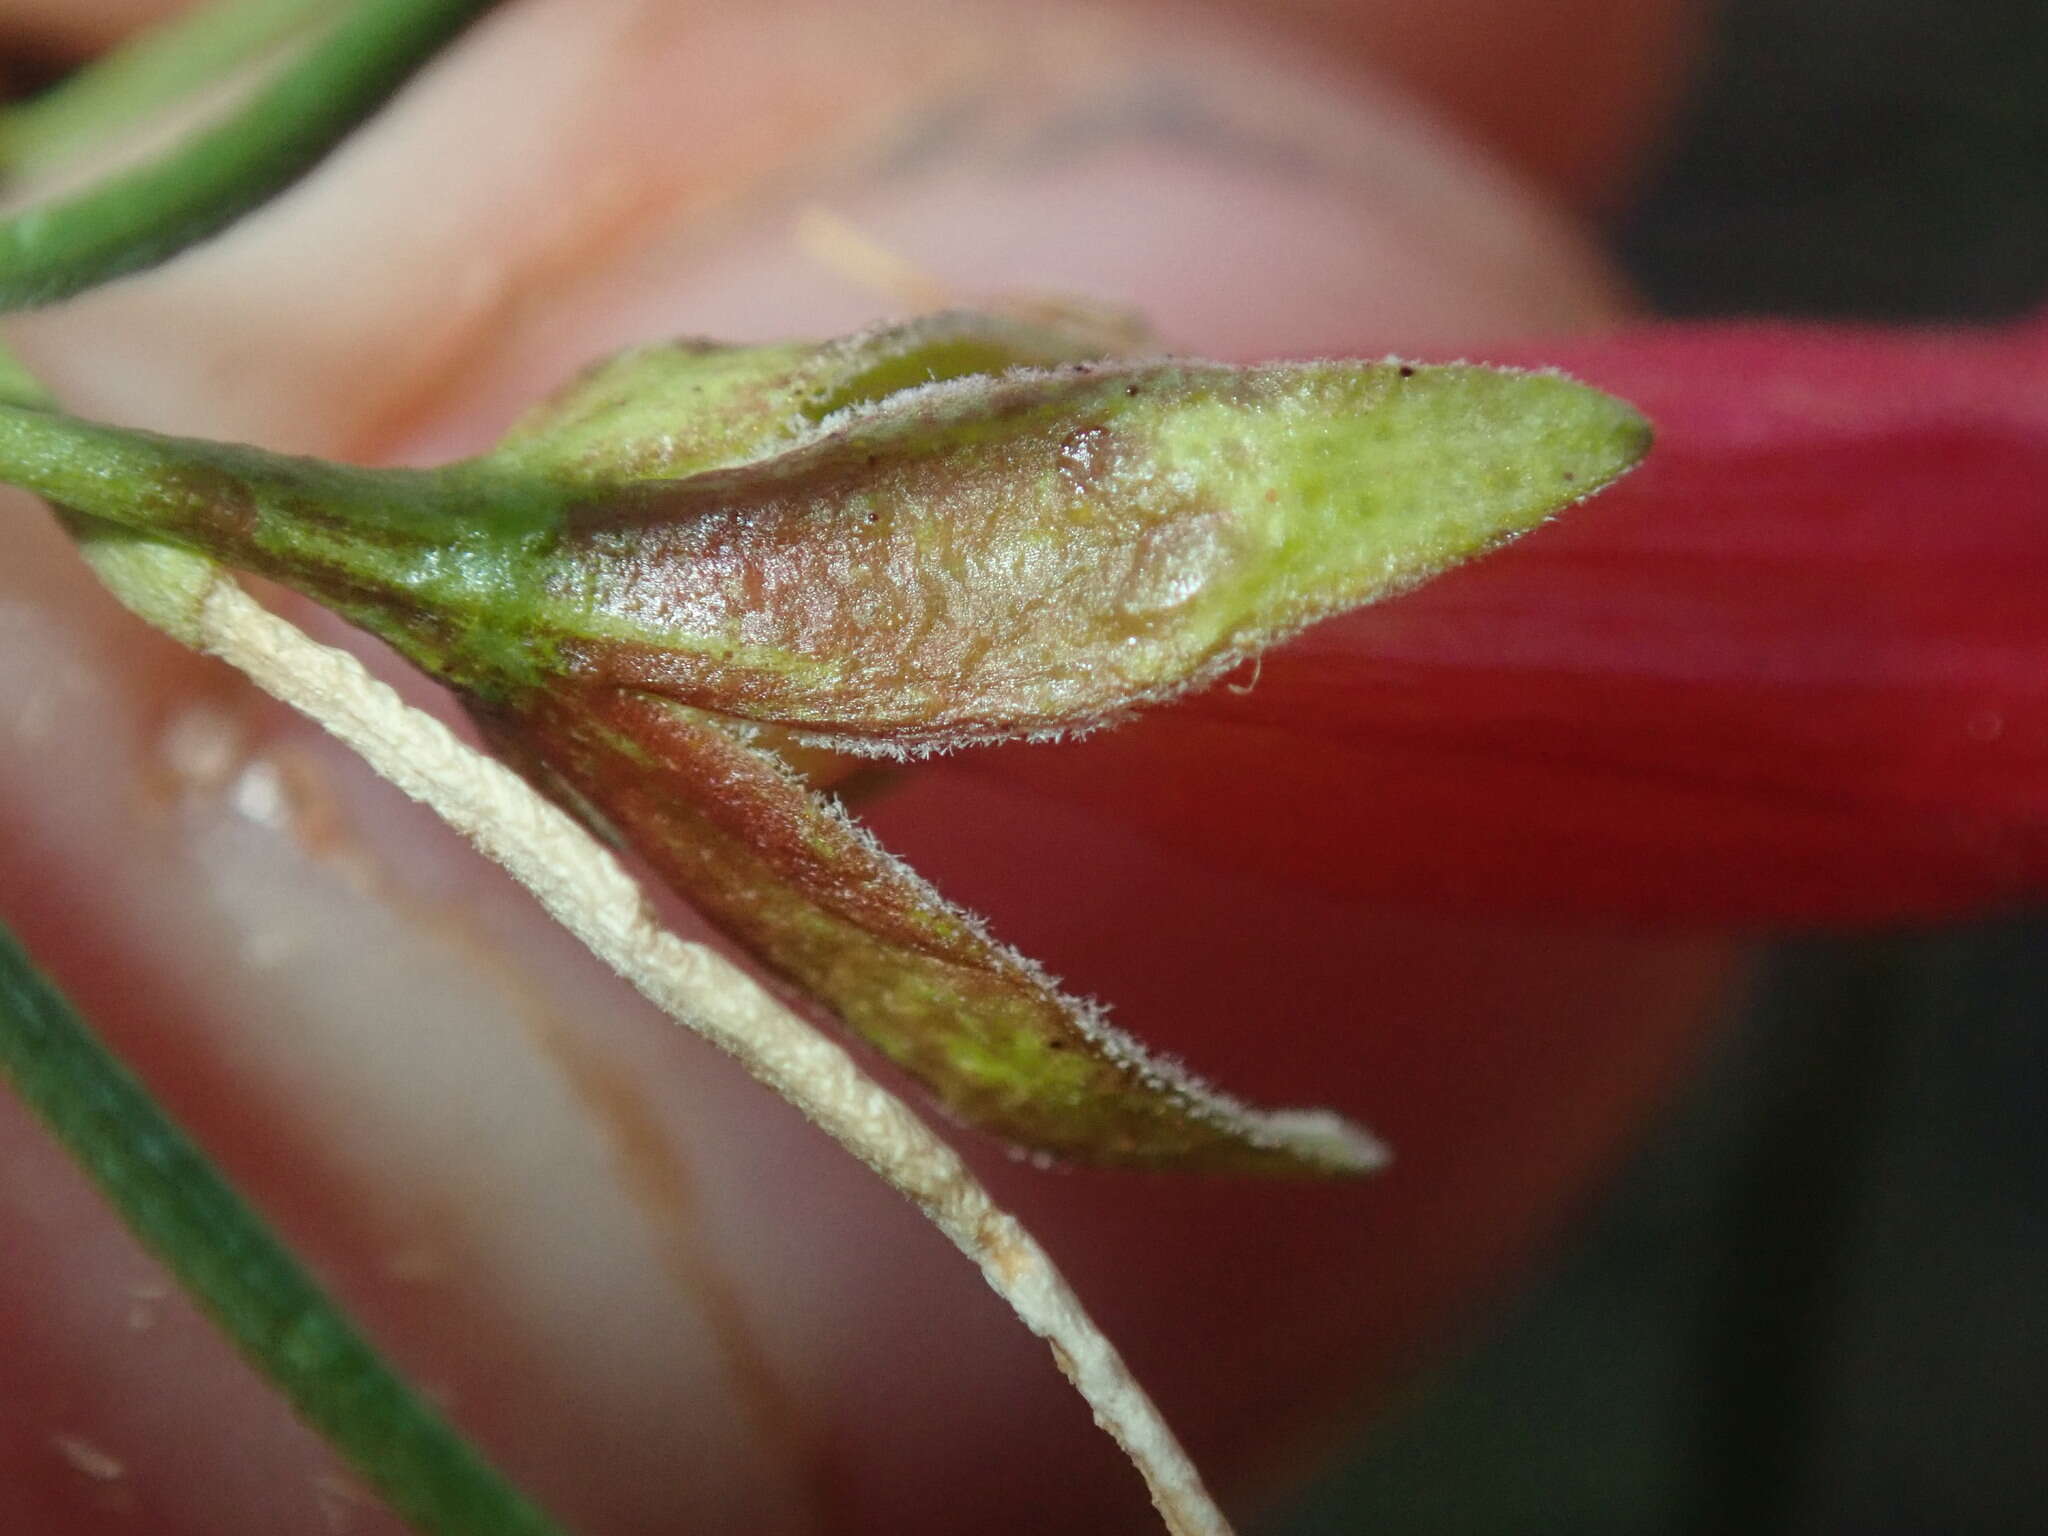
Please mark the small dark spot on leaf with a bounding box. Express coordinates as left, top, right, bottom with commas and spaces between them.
1124, 384, 1141, 398
1398, 365, 1415, 379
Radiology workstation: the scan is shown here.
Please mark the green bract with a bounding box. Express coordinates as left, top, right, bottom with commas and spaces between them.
0, 312, 1650, 1173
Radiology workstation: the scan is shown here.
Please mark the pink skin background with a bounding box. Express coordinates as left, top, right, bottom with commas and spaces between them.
0, 2, 1732, 1532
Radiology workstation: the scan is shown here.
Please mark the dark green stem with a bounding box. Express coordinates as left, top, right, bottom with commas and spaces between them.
0, 921, 571, 1536
0, 0, 502, 308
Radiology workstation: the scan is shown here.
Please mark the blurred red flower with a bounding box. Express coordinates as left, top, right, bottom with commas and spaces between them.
984, 309, 2048, 925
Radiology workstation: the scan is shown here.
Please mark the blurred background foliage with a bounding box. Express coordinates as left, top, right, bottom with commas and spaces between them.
1263, 2, 2048, 1531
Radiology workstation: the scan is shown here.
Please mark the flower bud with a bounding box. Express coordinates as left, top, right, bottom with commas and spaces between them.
0, 314, 1648, 1173
532, 352, 1650, 754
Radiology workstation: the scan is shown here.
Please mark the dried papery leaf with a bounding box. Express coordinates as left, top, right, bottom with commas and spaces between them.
471, 685, 1381, 1174
533, 359, 1651, 754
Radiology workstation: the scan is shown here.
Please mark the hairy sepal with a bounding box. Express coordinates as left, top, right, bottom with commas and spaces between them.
469, 684, 1383, 1176
535, 357, 1650, 755
485, 309, 1122, 488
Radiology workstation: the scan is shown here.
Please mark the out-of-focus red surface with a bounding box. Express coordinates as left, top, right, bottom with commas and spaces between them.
985, 312, 2048, 925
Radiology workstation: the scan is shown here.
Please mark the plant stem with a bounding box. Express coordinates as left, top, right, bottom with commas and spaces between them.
0, 0, 350, 180
0, 0, 503, 308
0, 392, 449, 548
0, 922, 572, 1536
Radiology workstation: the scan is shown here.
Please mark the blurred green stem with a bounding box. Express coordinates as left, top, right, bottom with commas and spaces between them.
0, 920, 571, 1536
0, 0, 501, 308
0, 0, 350, 179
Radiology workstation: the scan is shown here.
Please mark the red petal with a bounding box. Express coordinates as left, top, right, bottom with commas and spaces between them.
969, 312, 2048, 925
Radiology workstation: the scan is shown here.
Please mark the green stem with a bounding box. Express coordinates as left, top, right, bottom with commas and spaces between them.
0, 396, 554, 689
0, 390, 445, 545
0, 0, 351, 180
0, 921, 571, 1536
0, 0, 502, 309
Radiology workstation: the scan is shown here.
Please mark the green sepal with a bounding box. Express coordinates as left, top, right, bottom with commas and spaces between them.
470, 685, 1383, 1175
485, 308, 1121, 488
